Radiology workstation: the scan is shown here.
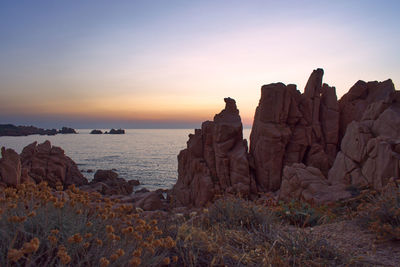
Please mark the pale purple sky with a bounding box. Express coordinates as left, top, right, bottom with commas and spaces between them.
0, 0, 399, 128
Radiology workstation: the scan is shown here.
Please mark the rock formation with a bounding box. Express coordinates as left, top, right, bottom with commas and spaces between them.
0, 141, 88, 189
58, 127, 77, 134
173, 98, 256, 207
90, 129, 103, 134
107, 129, 125, 134
20, 141, 88, 188
338, 79, 394, 139
249, 69, 339, 192
173, 68, 399, 206
79, 169, 136, 195
328, 86, 400, 190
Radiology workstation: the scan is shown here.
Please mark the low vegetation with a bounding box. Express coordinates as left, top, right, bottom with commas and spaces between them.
1, 180, 399, 266
0, 182, 176, 266
357, 179, 400, 242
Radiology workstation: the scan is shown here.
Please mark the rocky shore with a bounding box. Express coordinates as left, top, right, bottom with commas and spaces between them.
1, 68, 399, 210
1, 69, 399, 265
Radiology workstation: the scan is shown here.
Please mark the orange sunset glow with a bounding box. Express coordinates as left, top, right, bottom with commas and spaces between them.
1, 1, 399, 128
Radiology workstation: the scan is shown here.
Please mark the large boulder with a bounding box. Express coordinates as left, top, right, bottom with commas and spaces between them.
83, 169, 134, 195
0, 147, 21, 186
279, 163, 352, 204
20, 141, 88, 188
173, 98, 256, 207
133, 191, 164, 211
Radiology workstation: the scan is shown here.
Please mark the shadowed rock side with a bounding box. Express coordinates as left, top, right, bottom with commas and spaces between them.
0, 147, 22, 186
249, 69, 339, 192
173, 98, 256, 207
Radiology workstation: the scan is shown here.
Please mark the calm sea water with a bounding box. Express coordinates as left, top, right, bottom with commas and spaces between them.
0, 129, 251, 190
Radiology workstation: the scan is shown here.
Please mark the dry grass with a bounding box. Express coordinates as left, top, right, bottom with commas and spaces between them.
1, 181, 399, 266
0, 181, 177, 266
357, 179, 400, 242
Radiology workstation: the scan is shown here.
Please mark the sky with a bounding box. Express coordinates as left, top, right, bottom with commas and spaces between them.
0, 0, 399, 128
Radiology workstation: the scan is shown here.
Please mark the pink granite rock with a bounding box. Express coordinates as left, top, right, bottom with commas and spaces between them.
339, 79, 395, 139
20, 141, 88, 188
329, 92, 400, 190
173, 98, 256, 207
279, 163, 351, 204
250, 69, 339, 191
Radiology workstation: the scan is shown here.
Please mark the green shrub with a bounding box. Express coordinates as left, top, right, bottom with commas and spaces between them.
273, 200, 334, 227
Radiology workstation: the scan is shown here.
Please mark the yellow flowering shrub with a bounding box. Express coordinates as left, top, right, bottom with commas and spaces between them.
0, 181, 178, 266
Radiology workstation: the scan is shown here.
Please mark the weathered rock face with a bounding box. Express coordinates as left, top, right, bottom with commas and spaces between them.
173, 98, 256, 207
20, 141, 88, 188
0, 147, 21, 186
250, 69, 339, 191
279, 163, 352, 204
338, 79, 395, 139
328, 90, 400, 190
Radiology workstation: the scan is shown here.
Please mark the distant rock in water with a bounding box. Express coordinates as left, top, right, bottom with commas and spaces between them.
0, 124, 57, 136
0, 124, 77, 136
90, 129, 103, 134
58, 127, 77, 134
107, 128, 125, 134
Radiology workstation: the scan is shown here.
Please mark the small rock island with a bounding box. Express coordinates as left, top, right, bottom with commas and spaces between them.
90, 129, 103, 134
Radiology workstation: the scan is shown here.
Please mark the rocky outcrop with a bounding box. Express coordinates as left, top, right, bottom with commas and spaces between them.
328, 89, 400, 190
106, 129, 125, 134
80, 169, 135, 195
249, 69, 339, 192
0, 147, 21, 186
173, 98, 256, 207
20, 141, 88, 188
173, 69, 398, 206
58, 127, 77, 134
0, 141, 88, 189
90, 129, 103, 134
338, 79, 394, 139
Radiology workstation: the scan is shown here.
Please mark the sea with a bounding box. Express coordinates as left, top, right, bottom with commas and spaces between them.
0, 129, 251, 191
